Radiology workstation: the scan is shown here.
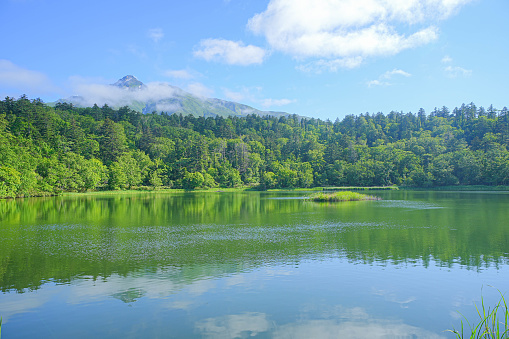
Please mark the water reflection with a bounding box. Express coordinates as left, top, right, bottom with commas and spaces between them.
1, 191, 509, 338
196, 312, 270, 339
1, 191, 509, 293
0, 267, 448, 338
272, 317, 444, 339
1, 251, 507, 338
196, 308, 445, 339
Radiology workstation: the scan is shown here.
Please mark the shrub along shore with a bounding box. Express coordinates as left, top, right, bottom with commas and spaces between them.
309, 191, 381, 202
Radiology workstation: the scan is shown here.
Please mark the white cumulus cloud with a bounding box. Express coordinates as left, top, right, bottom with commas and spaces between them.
194, 39, 267, 65
0, 59, 58, 95
381, 69, 412, 79
186, 82, 214, 98
260, 98, 295, 108
445, 65, 472, 78
367, 68, 411, 87
69, 78, 182, 107
222, 86, 294, 109
440, 56, 472, 78
164, 69, 194, 80
441, 55, 453, 63
367, 79, 390, 87
297, 57, 363, 73
148, 28, 164, 43
248, 0, 472, 68
223, 88, 247, 102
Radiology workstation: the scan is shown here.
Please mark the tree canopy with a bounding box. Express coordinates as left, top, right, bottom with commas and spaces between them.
1, 97, 509, 198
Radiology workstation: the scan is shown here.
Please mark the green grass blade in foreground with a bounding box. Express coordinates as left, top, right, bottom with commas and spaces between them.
447, 290, 509, 338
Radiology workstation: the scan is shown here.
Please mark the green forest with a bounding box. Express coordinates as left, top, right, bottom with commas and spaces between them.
1, 95, 509, 198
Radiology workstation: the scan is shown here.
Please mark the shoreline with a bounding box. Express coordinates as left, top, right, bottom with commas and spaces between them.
3, 185, 509, 200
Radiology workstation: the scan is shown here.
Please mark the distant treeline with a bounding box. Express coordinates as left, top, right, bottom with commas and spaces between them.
1, 96, 509, 198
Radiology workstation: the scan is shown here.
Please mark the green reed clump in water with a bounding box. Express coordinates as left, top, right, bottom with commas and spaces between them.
448, 291, 509, 338
309, 191, 381, 202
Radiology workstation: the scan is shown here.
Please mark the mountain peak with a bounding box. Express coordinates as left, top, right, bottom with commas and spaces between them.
56, 75, 295, 119
112, 75, 144, 90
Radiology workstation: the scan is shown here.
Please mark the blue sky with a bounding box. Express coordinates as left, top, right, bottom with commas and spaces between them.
0, 0, 507, 120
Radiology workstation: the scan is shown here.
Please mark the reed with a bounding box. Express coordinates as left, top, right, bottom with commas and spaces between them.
448, 291, 509, 338
309, 191, 381, 202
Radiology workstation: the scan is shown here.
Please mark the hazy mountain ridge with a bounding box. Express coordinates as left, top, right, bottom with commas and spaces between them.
56, 75, 294, 119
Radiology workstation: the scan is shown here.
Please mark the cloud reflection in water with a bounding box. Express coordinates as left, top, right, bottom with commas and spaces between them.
195, 307, 445, 339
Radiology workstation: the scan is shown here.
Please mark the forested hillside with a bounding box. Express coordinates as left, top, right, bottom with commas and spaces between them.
1, 95, 509, 198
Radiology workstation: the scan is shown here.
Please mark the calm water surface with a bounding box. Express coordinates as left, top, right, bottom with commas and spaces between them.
1, 191, 508, 338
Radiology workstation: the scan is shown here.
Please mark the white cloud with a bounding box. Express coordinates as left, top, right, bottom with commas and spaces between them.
69, 76, 287, 110
440, 56, 472, 78
148, 28, 164, 43
156, 102, 182, 113
260, 98, 295, 108
194, 39, 267, 65
222, 86, 263, 102
367, 79, 390, 87
164, 69, 194, 80
223, 88, 247, 102
367, 68, 411, 87
441, 55, 453, 63
297, 57, 363, 73
222, 86, 294, 108
0, 59, 57, 94
69, 78, 182, 107
248, 0, 472, 68
445, 65, 472, 78
381, 69, 411, 79
186, 82, 214, 98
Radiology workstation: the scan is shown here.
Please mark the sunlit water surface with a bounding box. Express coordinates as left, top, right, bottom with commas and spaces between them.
1, 191, 508, 338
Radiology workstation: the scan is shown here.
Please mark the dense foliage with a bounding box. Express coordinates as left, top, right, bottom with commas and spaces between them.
1, 96, 509, 198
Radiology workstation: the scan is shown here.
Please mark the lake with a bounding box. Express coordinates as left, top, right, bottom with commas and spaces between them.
1, 190, 508, 338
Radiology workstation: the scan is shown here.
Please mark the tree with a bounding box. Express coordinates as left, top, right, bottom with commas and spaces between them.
261, 171, 277, 189
182, 171, 205, 189
109, 153, 142, 190
148, 169, 163, 188
217, 161, 242, 188
0, 166, 21, 198
99, 118, 127, 165
431, 154, 458, 186
202, 171, 217, 188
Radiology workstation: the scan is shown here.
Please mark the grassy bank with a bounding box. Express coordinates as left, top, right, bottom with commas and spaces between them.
61, 186, 334, 197
62, 186, 386, 198
309, 191, 381, 202
62, 187, 251, 196
45, 184, 509, 199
